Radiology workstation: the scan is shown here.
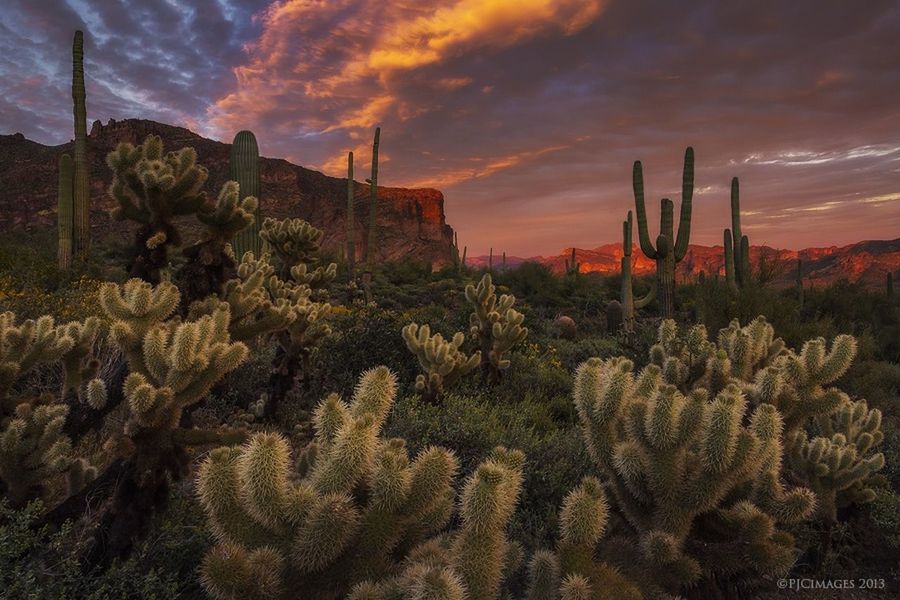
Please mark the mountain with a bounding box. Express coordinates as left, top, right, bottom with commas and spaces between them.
0, 119, 455, 265
467, 239, 900, 288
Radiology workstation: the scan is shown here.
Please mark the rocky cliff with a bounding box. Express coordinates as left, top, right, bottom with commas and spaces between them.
0, 119, 456, 265
468, 239, 900, 288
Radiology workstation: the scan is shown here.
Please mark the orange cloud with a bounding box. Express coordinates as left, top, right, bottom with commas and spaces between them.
366, 0, 606, 72
209, 0, 608, 147
398, 144, 570, 188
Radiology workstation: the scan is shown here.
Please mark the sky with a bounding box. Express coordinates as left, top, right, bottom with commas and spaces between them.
1, 0, 899, 256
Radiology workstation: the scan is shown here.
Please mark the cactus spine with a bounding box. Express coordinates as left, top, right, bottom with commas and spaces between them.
57, 154, 74, 269
346, 151, 356, 278
618, 211, 656, 332
633, 147, 693, 318
725, 177, 751, 288
365, 127, 380, 267
229, 131, 261, 262
72, 30, 90, 258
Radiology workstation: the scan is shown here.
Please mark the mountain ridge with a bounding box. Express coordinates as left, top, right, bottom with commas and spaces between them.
0, 118, 456, 265
466, 238, 900, 288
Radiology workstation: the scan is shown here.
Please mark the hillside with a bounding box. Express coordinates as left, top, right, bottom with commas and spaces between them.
0, 119, 456, 265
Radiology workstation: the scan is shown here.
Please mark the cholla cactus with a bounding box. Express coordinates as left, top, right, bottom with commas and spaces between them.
0, 395, 96, 507
99, 279, 180, 370
58, 317, 105, 402
259, 217, 325, 277
570, 317, 877, 596
525, 478, 641, 600
107, 134, 209, 283
0, 312, 105, 507
289, 262, 337, 296
348, 446, 525, 600
178, 180, 259, 306
100, 278, 248, 435
649, 317, 855, 433
465, 274, 528, 384
402, 323, 480, 403
192, 248, 333, 417
189, 253, 292, 344
198, 367, 480, 599
0, 312, 106, 408
572, 357, 814, 596
120, 306, 248, 432
787, 399, 885, 521
1, 312, 75, 410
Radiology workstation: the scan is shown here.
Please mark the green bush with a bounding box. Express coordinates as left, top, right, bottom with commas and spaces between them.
0, 485, 208, 600
384, 393, 592, 551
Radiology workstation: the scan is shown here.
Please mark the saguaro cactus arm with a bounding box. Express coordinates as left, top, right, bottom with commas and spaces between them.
673, 147, 694, 261
632, 160, 658, 260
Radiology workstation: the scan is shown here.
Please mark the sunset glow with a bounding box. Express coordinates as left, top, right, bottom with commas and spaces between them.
2, 0, 898, 255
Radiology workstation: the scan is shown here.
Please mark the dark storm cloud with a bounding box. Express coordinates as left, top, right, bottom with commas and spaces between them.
2, 0, 899, 254
0, 0, 270, 141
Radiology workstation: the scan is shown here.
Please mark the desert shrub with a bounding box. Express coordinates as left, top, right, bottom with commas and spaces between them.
385, 393, 592, 551
869, 489, 900, 552
840, 359, 900, 419
312, 306, 441, 395
0, 487, 207, 600
881, 423, 900, 490
549, 336, 620, 372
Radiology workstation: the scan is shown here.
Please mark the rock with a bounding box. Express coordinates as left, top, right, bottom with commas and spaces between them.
553, 315, 577, 339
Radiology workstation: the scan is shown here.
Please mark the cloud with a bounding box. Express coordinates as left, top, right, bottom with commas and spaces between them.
2, 0, 900, 255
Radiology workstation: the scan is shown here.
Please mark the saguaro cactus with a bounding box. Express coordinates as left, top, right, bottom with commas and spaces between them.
72, 30, 90, 258
346, 151, 356, 278
565, 248, 580, 277
724, 177, 752, 288
796, 258, 804, 309
229, 131, 261, 262
888, 272, 894, 300
632, 147, 694, 318
57, 154, 74, 269
618, 211, 656, 332
365, 127, 380, 266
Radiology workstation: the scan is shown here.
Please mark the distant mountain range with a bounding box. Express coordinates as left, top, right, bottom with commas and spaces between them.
467, 239, 900, 288
0, 119, 456, 265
